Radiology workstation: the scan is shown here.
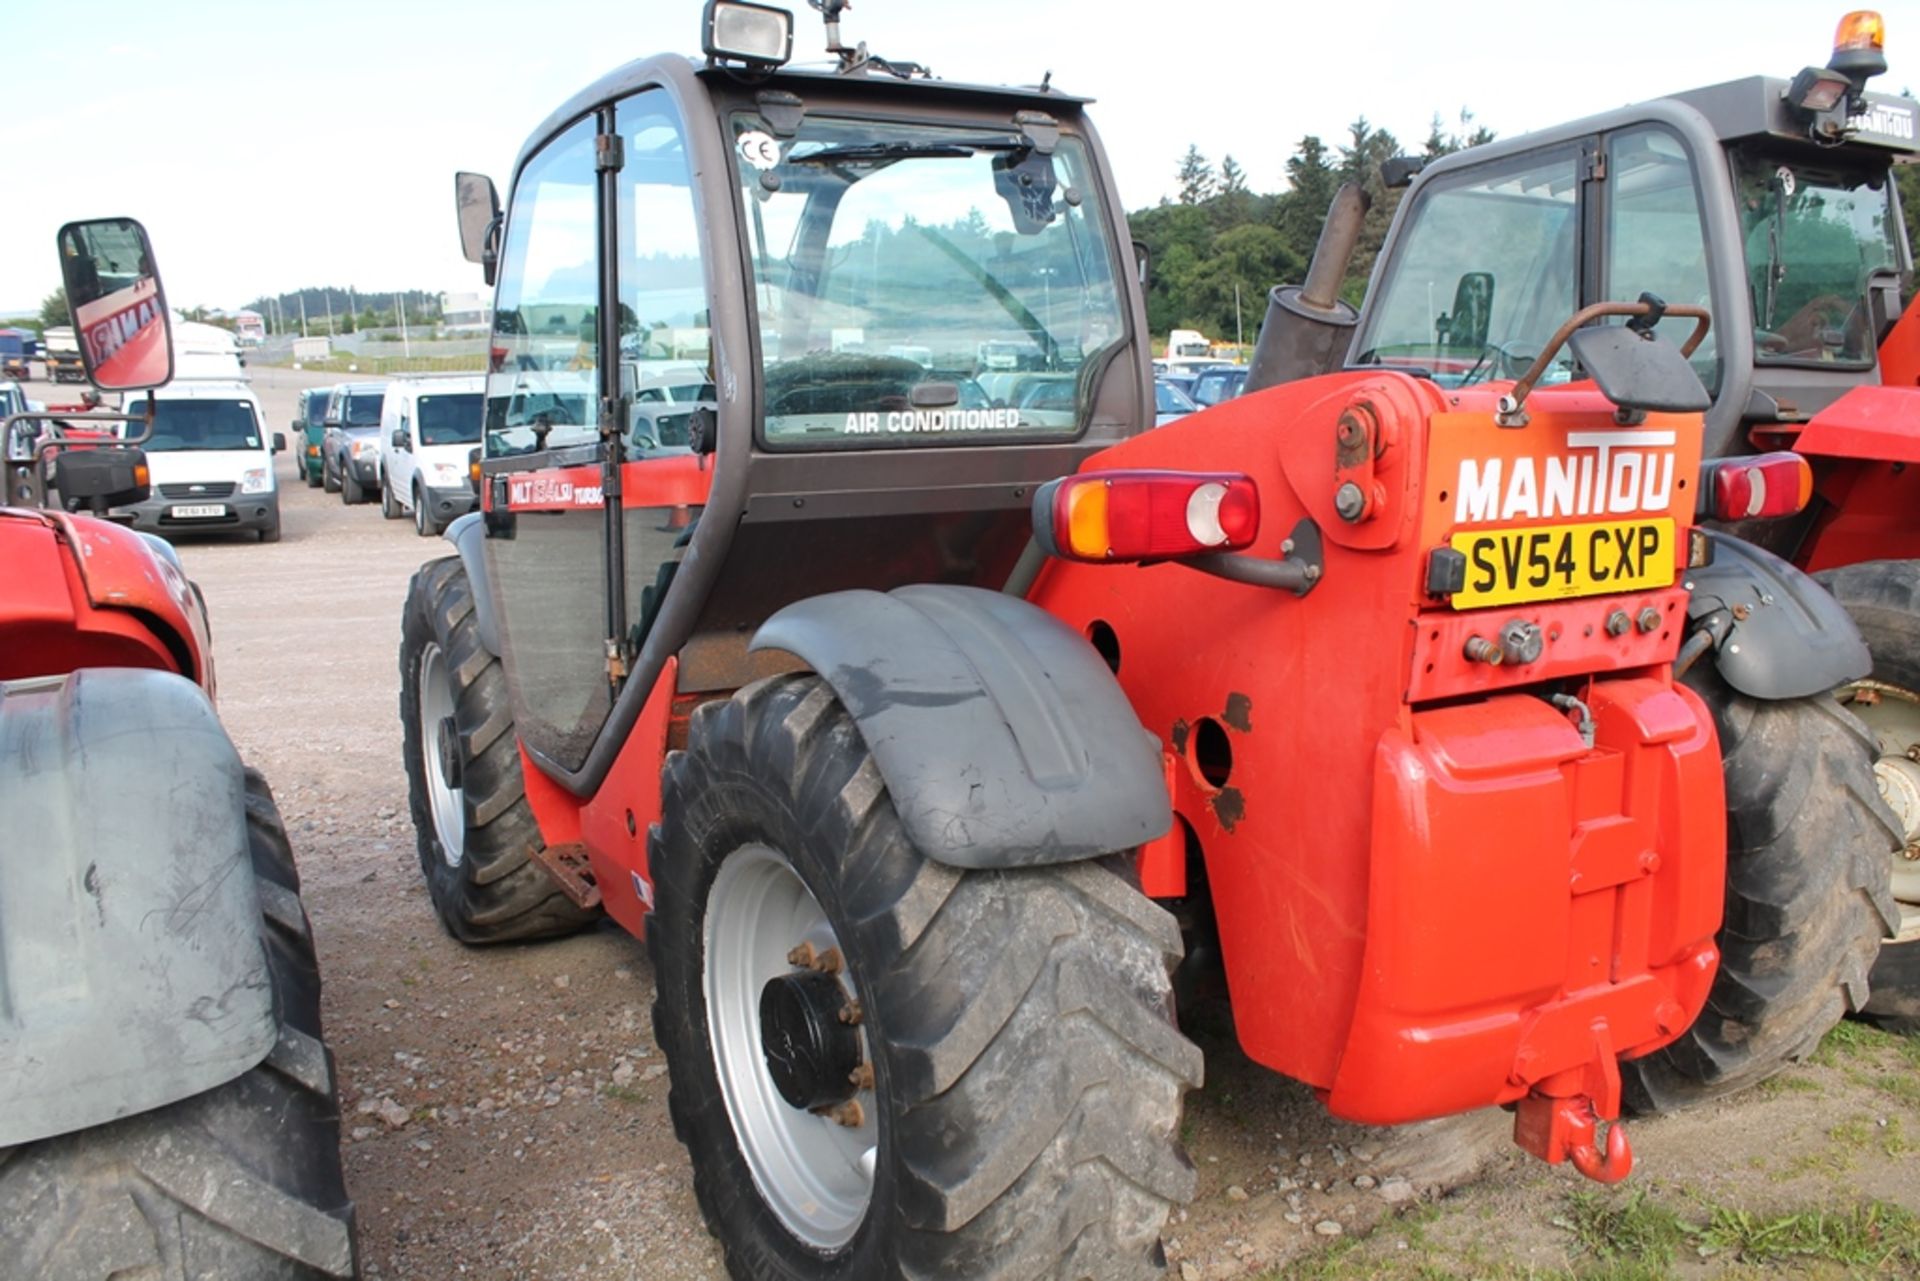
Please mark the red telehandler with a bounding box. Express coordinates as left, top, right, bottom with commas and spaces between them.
0, 218, 356, 1278
400, 4, 1880, 1276
1248, 9, 1919, 1048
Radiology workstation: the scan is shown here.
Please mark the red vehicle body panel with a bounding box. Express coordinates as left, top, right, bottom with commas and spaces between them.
0, 509, 210, 688
1024, 372, 1722, 1125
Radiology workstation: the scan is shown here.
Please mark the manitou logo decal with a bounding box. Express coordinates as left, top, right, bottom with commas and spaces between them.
1859, 101, 1916, 141
1454, 430, 1677, 525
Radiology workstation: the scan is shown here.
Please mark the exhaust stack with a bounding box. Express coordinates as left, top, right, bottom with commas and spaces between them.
1245, 182, 1371, 394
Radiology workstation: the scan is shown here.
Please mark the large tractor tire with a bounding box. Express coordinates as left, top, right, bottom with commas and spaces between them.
0, 769, 358, 1279
1621, 666, 1899, 1114
1817, 559, 1920, 1032
400, 555, 601, 944
649, 674, 1202, 1281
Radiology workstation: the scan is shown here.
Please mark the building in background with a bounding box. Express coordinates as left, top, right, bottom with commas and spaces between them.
440, 291, 492, 337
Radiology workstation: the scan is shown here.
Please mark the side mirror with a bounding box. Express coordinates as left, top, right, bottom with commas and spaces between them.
272, 432, 287, 453
56, 217, 173, 392
54, 445, 151, 513
1131, 240, 1151, 289
391, 427, 407, 449
455, 172, 501, 285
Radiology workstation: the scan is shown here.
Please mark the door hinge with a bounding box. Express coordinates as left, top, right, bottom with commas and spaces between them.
596, 133, 624, 173
1582, 142, 1606, 182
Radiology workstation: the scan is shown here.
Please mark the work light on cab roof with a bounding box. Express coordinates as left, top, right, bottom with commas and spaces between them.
702, 0, 794, 68
1785, 9, 1889, 136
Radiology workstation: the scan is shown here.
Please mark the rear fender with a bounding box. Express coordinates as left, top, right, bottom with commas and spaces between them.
750, 585, 1171, 868
0, 668, 274, 1146
1684, 531, 1870, 699
445, 511, 501, 656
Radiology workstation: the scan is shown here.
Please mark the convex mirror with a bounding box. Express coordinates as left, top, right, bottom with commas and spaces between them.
56, 217, 173, 392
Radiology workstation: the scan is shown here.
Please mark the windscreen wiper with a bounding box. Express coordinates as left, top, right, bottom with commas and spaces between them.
786, 139, 1027, 165
788, 143, 976, 165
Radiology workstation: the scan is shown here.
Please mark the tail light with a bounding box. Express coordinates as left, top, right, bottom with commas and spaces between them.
1700, 452, 1813, 520
1033, 469, 1260, 562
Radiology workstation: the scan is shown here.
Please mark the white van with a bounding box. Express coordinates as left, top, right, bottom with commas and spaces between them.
117, 378, 284, 541
377, 373, 483, 537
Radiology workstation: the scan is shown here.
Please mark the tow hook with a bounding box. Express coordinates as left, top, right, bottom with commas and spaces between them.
1513, 1092, 1635, 1185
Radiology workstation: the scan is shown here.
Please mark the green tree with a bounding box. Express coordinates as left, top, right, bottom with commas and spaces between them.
1274, 135, 1339, 264
39, 286, 68, 329
1176, 145, 1216, 206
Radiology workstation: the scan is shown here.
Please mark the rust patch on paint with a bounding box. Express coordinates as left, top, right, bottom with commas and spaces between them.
1170, 718, 1190, 754
1222, 692, 1253, 733
1211, 786, 1245, 832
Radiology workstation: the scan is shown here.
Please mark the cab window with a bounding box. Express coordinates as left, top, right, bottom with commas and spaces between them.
486, 116, 601, 459
1354, 146, 1581, 387
1732, 148, 1898, 368
1605, 126, 1719, 391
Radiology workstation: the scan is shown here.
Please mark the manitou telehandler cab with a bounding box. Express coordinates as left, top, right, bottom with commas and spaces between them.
400, 3, 1860, 1277
0, 219, 355, 1278
1246, 10, 1918, 1045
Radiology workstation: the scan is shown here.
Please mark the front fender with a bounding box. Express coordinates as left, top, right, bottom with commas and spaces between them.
445, 511, 501, 656
0, 668, 275, 1146
1685, 531, 1870, 699
751, 585, 1171, 869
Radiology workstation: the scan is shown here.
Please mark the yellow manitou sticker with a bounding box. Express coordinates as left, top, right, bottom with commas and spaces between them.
1449, 518, 1675, 609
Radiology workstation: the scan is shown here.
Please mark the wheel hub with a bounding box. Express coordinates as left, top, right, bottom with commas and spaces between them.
759, 968, 863, 1111
436, 717, 462, 791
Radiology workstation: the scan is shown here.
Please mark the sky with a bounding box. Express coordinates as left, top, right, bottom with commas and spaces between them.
1, 0, 1903, 316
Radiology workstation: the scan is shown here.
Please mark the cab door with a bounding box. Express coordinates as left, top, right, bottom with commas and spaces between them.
479, 113, 622, 774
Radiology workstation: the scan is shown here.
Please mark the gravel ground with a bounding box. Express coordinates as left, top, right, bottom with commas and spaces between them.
39, 363, 1917, 1281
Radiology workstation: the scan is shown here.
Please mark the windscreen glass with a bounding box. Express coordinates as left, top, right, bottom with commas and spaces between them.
305, 392, 330, 427
345, 393, 385, 427
1354, 146, 1581, 388
1732, 149, 1898, 368
732, 112, 1126, 445
417, 393, 483, 445
143, 399, 261, 452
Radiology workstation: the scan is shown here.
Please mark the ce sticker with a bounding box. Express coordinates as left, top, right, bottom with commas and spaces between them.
738, 130, 781, 168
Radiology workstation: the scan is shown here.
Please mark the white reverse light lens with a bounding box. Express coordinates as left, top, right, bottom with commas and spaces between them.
705, 1, 793, 66
1185, 482, 1230, 547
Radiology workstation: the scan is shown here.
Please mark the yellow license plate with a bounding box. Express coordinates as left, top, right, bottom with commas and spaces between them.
1450, 518, 1675, 610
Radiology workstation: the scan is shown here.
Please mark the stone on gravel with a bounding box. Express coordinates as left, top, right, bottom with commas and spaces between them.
1314, 1220, 1343, 1237
1225, 1185, 1248, 1202
1377, 1176, 1416, 1205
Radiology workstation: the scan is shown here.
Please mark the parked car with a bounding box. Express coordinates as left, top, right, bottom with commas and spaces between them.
321, 381, 386, 504
1153, 377, 1198, 426
1189, 365, 1248, 408
292, 385, 333, 487
379, 374, 484, 537
115, 378, 285, 541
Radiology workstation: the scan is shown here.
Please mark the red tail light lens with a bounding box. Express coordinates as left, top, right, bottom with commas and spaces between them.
1703, 452, 1814, 520
1034, 469, 1260, 562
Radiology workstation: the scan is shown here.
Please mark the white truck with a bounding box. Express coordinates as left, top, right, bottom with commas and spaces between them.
44, 326, 86, 383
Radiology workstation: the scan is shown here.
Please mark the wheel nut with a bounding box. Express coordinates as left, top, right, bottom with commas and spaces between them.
786, 942, 817, 968
838, 1000, 864, 1026
827, 1099, 865, 1128
1636, 607, 1661, 634
848, 1063, 875, 1091
810, 946, 844, 975
1605, 609, 1632, 637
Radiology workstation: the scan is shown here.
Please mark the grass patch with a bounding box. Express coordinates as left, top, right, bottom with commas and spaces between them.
1755, 1070, 1822, 1099
1692, 1200, 1920, 1269
1810, 1019, 1898, 1066
257, 352, 486, 375
598, 1084, 648, 1104
1554, 1189, 1685, 1266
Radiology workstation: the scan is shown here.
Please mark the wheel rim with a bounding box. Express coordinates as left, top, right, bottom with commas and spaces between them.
415, 488, 427, 534
1840, 680, 1920, 907
418, 641, 464, 866
705, 844, 875, 1249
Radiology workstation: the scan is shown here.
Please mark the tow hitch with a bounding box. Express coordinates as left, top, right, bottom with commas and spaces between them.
1512, 1025, 1635, 1184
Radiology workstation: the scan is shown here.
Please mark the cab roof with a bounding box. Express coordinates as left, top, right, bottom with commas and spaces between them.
1670, 76, 1919, 156
514, 52, 1088, 182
